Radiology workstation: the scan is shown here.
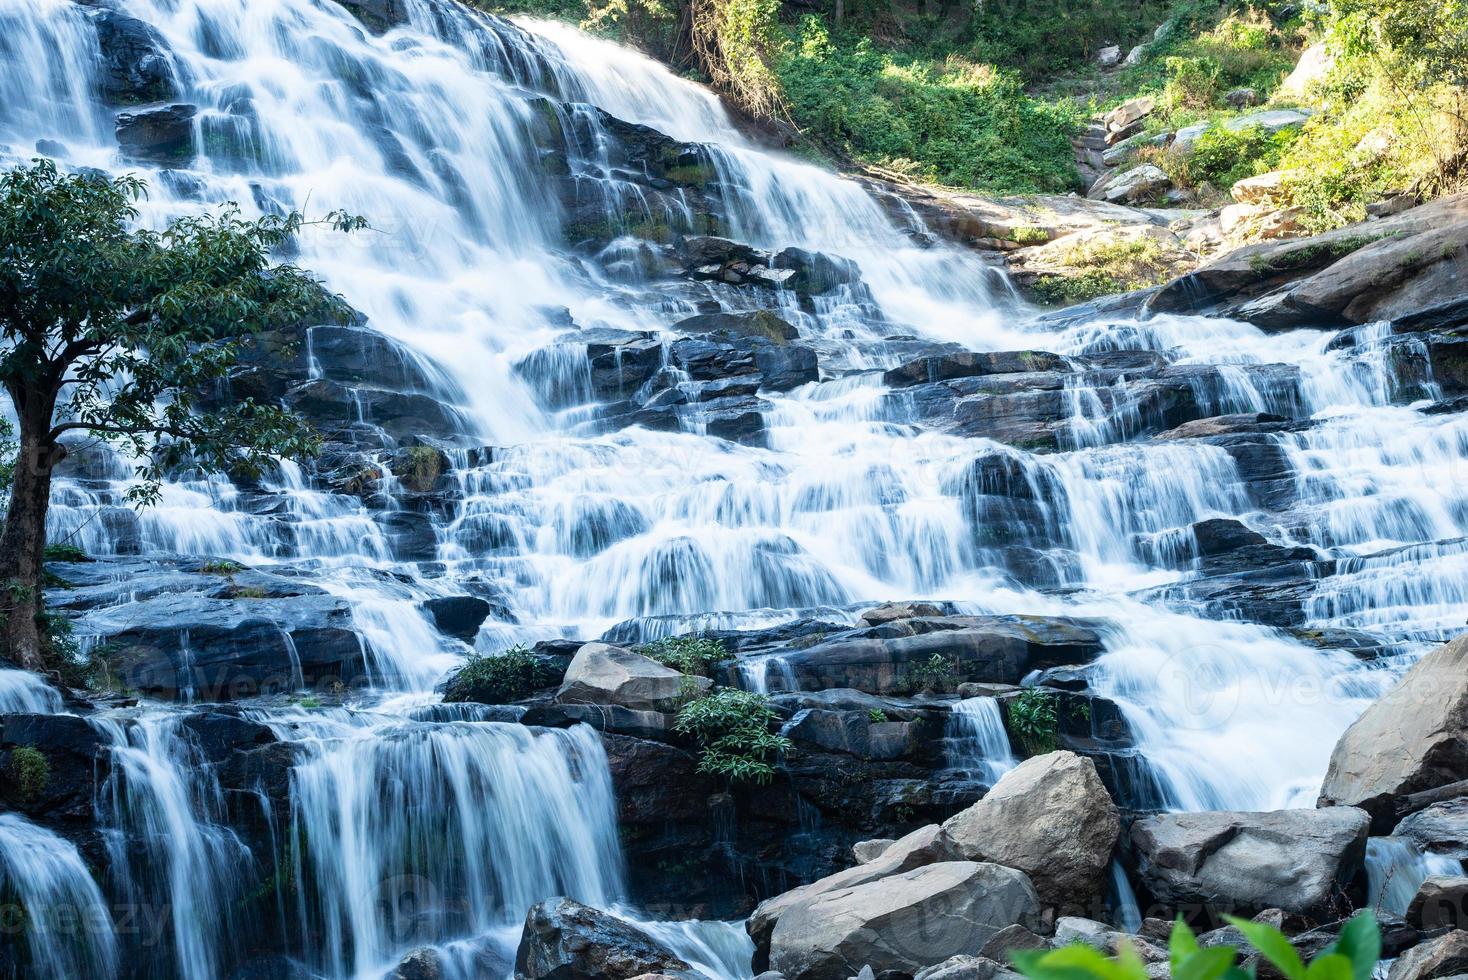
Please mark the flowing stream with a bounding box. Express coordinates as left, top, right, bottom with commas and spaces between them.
1, 0, 1467, 975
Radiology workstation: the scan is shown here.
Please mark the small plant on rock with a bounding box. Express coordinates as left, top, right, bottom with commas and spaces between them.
443, 644, 550, 704
908, 654, 957, 694
9, 746, 49, 803
868, 707, 888, 723
1014, 910, 1381, 980
1007, 688, 1060, 755
674, 688, 792, 785
639, 634, 726, 678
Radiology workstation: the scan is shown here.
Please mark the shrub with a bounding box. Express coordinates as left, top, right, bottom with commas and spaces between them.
1188, 123, 1298, 187
1007, 688, 1059, 755
42, 543, 89, 563
907, 653, 957, 694
868, 707, 888, 723
674, 688, 792, 784
1014, 910, 1381, 980
639, 635, 726, 677
443, 645, 552, 704
9, 746, 49, 803
777, 18, 1083, 193
199, 559, 245, 576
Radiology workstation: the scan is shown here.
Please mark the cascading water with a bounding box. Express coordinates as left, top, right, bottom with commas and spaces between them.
0, 813, 118, 979
3, 0, 1468, 974
945, 697, 1017, 785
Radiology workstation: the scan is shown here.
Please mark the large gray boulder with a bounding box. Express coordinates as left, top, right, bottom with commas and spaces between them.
941, 751, 1120, 912
768, 861, 1041, 980
915, 956, 1025, 980
556, 643, 708, 712
749, 824, 955, 956
1130, 807, 1370, 918
1319, 634, 1468, 827
514, 898, 691, 980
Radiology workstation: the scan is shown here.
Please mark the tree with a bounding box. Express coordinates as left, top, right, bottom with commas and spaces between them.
0, 160, 359, 675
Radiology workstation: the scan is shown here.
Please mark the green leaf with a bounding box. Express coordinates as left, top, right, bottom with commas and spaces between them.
1224, 917, 1305, 980
1171, 916, 1201, 974
1305, 954, 1354, 980
1176, 945, 1244, 980
1323, 911, 1381, 980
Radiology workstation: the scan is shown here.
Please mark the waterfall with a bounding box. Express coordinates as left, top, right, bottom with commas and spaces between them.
4, 0, 1468, 973
1366, 836, 1465, 916
0, 813, 118, 980
946, 697, 1017, 785
0, 670, 64, 714
265, 710, 624, 977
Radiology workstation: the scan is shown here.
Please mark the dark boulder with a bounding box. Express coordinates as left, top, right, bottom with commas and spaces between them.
116, 103, 196, 164
336, 0, 410, 32
422, 596, 493, 642
674, 311, 800, 344
883, 350, 1070, 388
514, 898, 691, 980
773, 247, 861, 296
0, 713, 108, 821
89, 9, 179, 105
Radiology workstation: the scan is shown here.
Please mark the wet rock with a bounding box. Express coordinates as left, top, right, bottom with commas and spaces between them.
421, 596, 493, 642
1319, 633, 1468, 829
941, 751, 1120, 913
89, 9, 179, 105
760, 615, 1106, 694
767, 861, 1041, 980
1388, 930, 1468, 980
674, 311, 800, 344
859, 602, 947, 626
81, 591, 367, 701
772, 248, 861, 296
1396, 799, 1468, 860
882, 350, 1070, 388
557, 643, 709, 712
337, 0, 410, 33
514, 898, 692, 980
0, 713, 108, 821
1131, 807, 1370, 918
115, 103, 196, 164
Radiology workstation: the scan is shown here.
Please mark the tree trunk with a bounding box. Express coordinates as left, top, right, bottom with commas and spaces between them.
0, 390, 62, 674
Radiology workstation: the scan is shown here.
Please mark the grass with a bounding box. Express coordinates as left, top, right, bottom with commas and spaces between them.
1028, 232, 1184, 304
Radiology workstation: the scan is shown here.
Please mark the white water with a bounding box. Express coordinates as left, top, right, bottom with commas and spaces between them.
0, 813, 119, 980
2, 0, 1468, 974
946, 696, 1017, 785
1366, 836, 1464, 916
0, 669, 64, 714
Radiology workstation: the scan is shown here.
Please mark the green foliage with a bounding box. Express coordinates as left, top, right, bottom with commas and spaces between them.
1007, 688, 1059, 755
8, 746, 49, 802
674, 687, 792, 784
0, 160, 359, 504
639, 634, 726, 677
777, 18, 1082, 193
907, 653, 956, 693
1333, 0, 1468, 89
443, 644, 552, 704
1014, 911, 1381, 980
42, 543, 89, 563
199, 559, 245, 576
967, 0, 1176, 79
868, 707, 888, 723
1184, 122, 1298, 187
39, 611, 108, 689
